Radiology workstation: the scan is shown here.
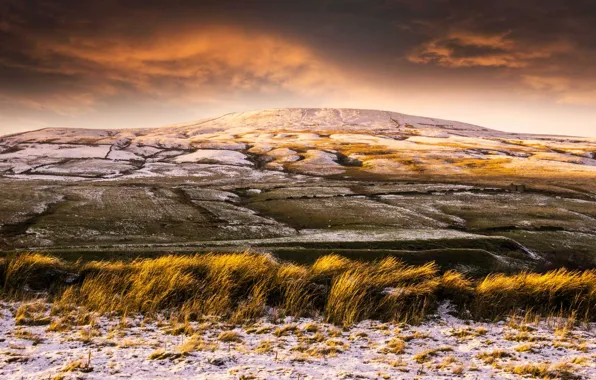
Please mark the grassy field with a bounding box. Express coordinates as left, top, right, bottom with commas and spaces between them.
1, 176, 594, 271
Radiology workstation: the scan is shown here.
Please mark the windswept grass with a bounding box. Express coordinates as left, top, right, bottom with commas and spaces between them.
1, 252, 596, 326
4, 253, 68, 295
325, 259, 439, 326
473, 269, 596, 320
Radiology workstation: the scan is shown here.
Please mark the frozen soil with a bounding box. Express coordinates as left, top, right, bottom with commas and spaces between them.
1, 302, 594, 379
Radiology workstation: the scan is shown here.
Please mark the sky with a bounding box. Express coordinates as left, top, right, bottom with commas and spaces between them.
1, 0, 595, 136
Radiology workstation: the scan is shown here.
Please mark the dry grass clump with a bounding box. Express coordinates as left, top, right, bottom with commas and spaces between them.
255, 339, 275, 354
514, 343, 536, 353
350, 331, 368, 340
3, 253, 71, 295
13, 328, 43, 345
273, 324, 299, 337
310, 254, 353, 277
62, 252, 280, 320
217, 330, 243, 343
380, 338, 405, 355
413, 346, 453, 363
164, 321, 194, 336
2, 252, 596, 327
473, 269, 596, 320
476, 349, 513, 364
325, 259, 439, 326
178, 335, 219, 353
397, 331, 430, 342
552, 340, 588, 352
274, 262, 317, 317
327, 327, 343, 337
47, 306, 98, 333
255, 326, 272, 334
505, 362, 580, 379
78, 326, 101, 343
508, 318, 537, 332
62, 354, 93, 373
303, 322, 319, 333
300, 332, 326, 344
568, 356, 589, 365
436, 355, 460, 370
450, 327, 487, 340
439, 270, 474, 300
306, 345, 343, 357
47, 317, 70, 332
325, 338, 348, 350
15, 301, 51, 326
148, 349, 185, 360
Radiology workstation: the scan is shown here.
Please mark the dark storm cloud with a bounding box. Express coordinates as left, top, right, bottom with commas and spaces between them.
400, 0, 596, 104
0, 0, 595, 132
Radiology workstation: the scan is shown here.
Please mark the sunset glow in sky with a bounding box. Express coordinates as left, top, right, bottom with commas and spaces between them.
1, 0, 595, 136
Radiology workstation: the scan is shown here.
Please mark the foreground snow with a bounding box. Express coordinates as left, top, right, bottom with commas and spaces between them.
1, 302, 594, 379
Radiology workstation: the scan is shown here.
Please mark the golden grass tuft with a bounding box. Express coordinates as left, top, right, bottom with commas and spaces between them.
413, 346, 453, 363
505, 362, 580, 379
476, 349, 513, 364
148, 349, 185, 360
325, 260, 439, 326
397, 331, 430, 342
178, 335, 218, 353
439, 270, 474, 305
514, 343, 536, 353
3, 253, 69, 294
301, 332, 326, 344
381, 338, 405, 355
311, 254, 354, 277
255, 339, 274, 354
217, 330, 243, 343
274, 324, 299, 337
473, 269, 596, 320
62, 354, 93, 373
15, 300, 50, 326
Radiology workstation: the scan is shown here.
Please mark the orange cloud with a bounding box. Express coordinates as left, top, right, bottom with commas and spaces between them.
408, 31, 569, 68
16, 26, 347, 109
0, 22, 354, 118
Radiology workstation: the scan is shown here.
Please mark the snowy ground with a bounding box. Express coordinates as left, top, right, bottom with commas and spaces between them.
1, 301, 594, 379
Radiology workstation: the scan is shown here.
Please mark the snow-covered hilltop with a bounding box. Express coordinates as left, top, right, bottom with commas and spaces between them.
0, 108, 595, 180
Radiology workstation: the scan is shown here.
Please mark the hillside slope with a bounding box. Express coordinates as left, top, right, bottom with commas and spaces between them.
0, 108, 595, 270
0, 108, 595, 185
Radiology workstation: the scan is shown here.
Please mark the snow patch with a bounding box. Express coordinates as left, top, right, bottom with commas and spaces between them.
174, 150, 252, 166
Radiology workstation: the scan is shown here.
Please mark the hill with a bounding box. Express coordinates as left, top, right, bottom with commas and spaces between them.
0, 108, 595, 271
